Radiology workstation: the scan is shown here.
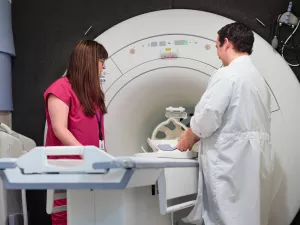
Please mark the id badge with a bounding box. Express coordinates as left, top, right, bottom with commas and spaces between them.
99, 140, 105, 150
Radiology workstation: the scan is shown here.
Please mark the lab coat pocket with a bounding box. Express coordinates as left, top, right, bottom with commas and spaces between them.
201, 150, 220, 201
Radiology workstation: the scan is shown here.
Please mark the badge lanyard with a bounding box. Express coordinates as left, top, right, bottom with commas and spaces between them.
95, 113, 104, 150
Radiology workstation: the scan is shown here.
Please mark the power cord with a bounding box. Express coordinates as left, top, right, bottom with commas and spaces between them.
281, 20, 300, 67
270, 2, 300, 67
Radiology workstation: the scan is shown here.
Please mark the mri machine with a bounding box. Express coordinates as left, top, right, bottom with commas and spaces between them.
0, 9, 300, 225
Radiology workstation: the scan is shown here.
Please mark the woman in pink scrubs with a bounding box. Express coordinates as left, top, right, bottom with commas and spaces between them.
43, 40, 108, 225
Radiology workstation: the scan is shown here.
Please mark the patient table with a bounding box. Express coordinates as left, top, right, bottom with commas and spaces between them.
0, 146, 198, 225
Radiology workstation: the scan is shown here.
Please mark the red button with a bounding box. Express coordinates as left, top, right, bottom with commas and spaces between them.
205, 44, 211, 50
130, 48, 135, 54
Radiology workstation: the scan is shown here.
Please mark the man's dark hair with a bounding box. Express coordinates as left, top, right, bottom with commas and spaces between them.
217, 22, 254, 55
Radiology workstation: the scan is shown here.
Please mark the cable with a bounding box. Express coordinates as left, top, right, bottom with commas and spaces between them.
270, 14, 282, 40
270, 14, 282, 48
270, 9, 300, 68
281, 20, 300, 67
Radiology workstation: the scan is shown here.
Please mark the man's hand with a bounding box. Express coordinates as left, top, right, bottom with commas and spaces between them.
176, 128, 200, 151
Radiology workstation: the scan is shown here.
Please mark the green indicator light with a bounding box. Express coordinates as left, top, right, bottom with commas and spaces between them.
184, 40, 188, 45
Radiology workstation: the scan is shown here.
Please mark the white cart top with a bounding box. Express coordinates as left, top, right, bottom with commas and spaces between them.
0, 146, 198, 190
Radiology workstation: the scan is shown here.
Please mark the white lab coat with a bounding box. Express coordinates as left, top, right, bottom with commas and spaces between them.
183, 56, 274, 225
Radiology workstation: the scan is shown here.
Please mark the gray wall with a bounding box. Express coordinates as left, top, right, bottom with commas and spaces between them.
10, 0, 300, 225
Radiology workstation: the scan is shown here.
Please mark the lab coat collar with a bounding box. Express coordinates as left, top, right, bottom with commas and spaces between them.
229, 55, 251, 66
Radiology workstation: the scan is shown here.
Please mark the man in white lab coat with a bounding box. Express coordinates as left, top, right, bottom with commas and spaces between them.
177, 22, 274, 225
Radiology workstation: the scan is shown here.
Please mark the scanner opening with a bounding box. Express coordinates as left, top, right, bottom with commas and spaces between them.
104, 67, 209, 156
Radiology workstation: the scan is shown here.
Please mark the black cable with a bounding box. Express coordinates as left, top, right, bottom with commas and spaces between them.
269, 14, 282, 42
270, 11, 300, 66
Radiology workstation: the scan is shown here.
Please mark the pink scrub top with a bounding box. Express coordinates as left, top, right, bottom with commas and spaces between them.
44, 77, 105, 156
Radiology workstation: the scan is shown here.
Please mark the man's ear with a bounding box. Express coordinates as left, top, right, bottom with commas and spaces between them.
224, 38, 230, 49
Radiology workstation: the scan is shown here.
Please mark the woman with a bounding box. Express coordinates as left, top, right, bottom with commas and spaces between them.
43, 40, 108, 225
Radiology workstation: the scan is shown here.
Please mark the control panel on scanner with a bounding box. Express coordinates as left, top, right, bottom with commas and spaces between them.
111, 34, 221, 74
102, 34, 279, 112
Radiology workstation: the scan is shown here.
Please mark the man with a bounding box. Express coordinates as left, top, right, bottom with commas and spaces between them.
177, 22, 274, 225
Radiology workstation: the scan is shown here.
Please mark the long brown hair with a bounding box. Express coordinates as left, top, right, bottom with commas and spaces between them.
66, 40, 108, 116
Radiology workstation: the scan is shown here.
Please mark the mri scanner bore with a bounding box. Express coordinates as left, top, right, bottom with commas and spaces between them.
1, 9, 300, 225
